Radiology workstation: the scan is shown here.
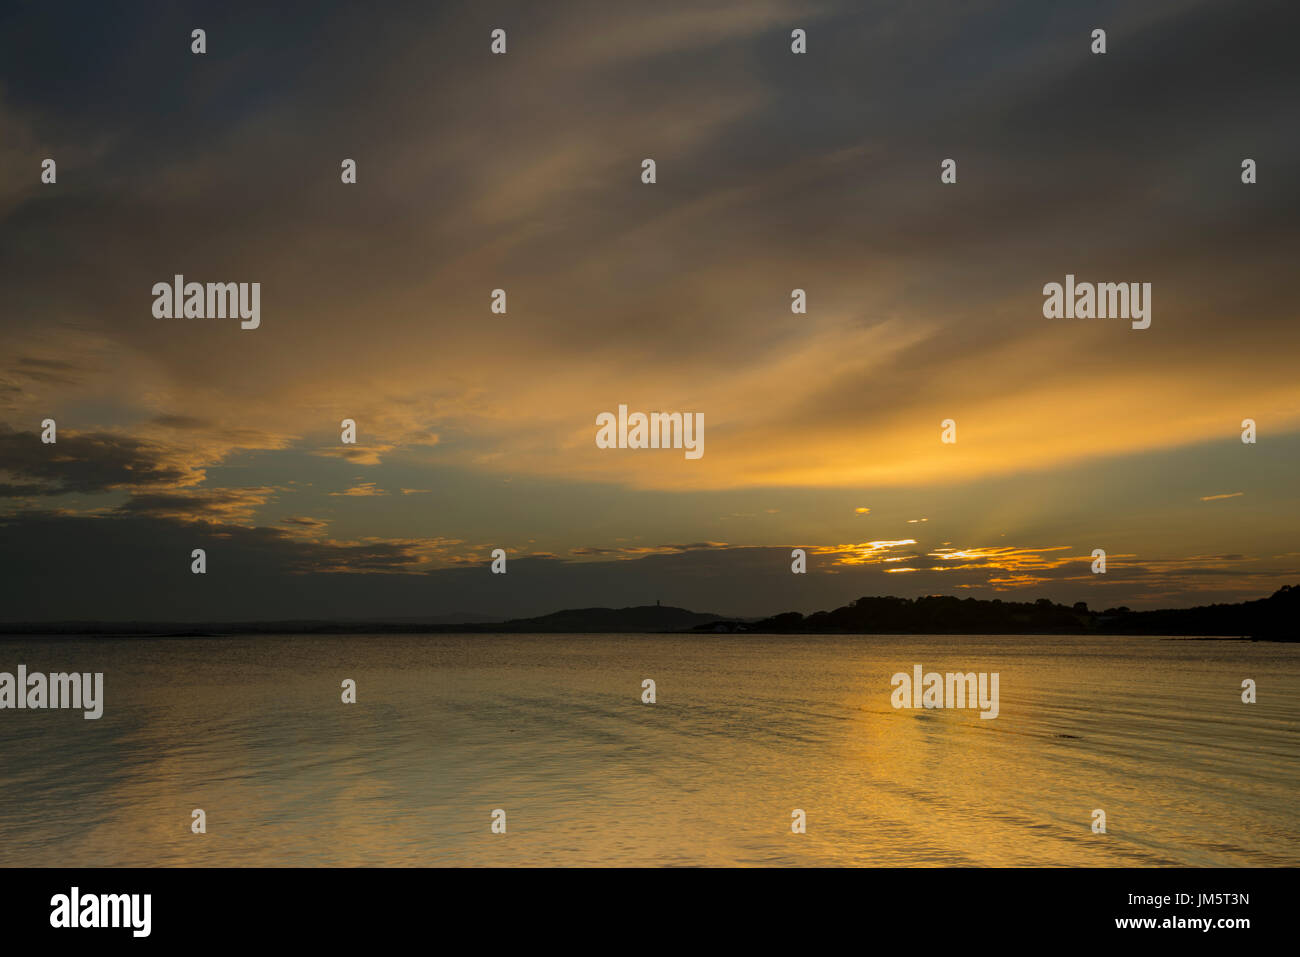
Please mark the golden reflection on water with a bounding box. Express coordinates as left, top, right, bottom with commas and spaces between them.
0, 633, 1295, 866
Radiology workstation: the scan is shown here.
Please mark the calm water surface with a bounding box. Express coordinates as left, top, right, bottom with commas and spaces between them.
0, 633, 1295, 866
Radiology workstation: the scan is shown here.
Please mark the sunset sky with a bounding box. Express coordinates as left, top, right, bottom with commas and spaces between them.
2, 0, 1297, 620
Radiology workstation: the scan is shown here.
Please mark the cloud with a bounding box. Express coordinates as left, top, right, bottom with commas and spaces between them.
313, 446, 394, 466
280, 515, 330, 539
2, 0, 1297, 497
281, 515, 329, 527
568, 541, 731, 559
812, 540, 919, 565
293, 535, 466, 574
151, 415, 214, 430
330, 482, 387, 497
0, 424, 201, 496
113, 487, 280, 524
12, 356, 97, 385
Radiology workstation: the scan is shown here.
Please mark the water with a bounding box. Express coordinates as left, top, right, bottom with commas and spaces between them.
0, 633, 1295, 867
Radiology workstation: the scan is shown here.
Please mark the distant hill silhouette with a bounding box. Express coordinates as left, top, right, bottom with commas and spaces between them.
487, 604, 723, 633
1, 589, 1293, 638
0, 604, 722, 636
695, 585, 1299, 639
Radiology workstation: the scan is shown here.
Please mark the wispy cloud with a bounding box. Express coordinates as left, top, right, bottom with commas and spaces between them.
330, 483, 387, 497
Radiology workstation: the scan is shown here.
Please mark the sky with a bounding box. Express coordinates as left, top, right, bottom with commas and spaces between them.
1, 0, 1298, 621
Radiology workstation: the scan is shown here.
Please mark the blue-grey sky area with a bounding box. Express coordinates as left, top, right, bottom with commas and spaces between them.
1, 0, 1297, 620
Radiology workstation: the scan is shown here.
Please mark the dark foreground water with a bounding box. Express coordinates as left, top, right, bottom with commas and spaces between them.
0, 633, 1294, 866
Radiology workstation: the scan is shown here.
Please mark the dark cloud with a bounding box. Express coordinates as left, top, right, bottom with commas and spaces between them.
0, 424, 197, 495
12, 357, 96, 385
151, 414, 213, 430
111, 487, 276, 523
3, 507, 1287, 622
570, 542, 732, 557
0, 356, 96, 394
0, 482, 48, 497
